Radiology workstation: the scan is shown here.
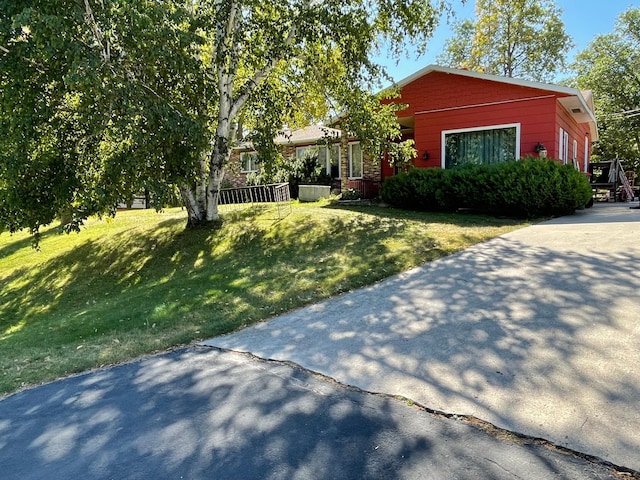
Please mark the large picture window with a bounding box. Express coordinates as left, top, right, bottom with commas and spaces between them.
348, 142, 363, 178
442, 124, 520, 169
296, 144, 341, 178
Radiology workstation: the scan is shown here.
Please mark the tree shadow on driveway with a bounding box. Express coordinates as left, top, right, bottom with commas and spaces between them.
204, 233, 640, 472
0, 348, 624, 479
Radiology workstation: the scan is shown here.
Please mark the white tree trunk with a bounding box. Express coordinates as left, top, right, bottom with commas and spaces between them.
179, 184, 203, 228
205, 164, 224, 222
178, 0, 284, 228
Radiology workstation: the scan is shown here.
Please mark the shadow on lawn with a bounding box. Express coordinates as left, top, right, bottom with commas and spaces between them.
0, 207, 437, 353
0, 226, 61, 259
321, 202, 529, 227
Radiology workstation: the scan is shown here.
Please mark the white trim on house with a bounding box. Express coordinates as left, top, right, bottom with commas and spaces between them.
348, 141, 363, 179
394, 65, 580, 95
584, 135, 590, 172
440, 123, 521, 169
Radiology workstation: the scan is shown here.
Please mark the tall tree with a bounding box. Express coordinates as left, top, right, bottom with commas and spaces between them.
572, 7, 640, 170
437, 0, 572, 82
1, 0, 445, 238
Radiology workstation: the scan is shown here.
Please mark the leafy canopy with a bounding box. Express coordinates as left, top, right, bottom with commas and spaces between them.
437, 0, 572, 82
572, 7, 640, 170
0, 0, 447, 238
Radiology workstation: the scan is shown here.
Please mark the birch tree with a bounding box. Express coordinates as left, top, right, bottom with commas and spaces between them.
1, 0, 445, 237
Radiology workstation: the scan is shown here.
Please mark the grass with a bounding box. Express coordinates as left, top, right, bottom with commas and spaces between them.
0, 200, 530, 396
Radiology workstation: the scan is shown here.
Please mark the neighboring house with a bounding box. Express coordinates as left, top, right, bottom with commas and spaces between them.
229, 65, 598, 197
227, 125, 381, 195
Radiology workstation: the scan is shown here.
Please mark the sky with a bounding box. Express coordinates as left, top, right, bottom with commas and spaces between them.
377, 0, 637, 84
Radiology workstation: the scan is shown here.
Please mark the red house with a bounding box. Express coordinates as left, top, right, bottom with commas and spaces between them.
228, 65, 597, 197
382, 65, 598, 181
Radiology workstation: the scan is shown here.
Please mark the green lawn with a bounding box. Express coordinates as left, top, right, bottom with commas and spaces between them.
0, 201, 530, 396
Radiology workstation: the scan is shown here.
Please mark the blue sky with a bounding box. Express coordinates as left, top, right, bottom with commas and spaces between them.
377, 0, 636, 83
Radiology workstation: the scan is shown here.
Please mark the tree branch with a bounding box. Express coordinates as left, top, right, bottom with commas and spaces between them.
229, 25, 298, 120
83, 0, 110, 64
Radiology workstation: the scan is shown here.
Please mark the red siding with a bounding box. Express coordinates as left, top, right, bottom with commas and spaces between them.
381, 70, 591, 177
395, 71, 558, 116
555, 104, 591, 172
412, 96, 557, 168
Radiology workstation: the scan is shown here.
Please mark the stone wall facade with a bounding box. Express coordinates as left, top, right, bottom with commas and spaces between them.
226, 135, 381, 197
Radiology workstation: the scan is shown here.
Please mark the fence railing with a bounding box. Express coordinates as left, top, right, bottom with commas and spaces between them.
219, 182, 291, 218
347, 179, 381, 199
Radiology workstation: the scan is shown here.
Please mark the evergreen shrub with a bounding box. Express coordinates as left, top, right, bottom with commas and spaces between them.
380, 159, 592, 218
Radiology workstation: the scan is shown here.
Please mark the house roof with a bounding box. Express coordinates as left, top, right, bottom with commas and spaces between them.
392, 65, 598, 140
234, 125, 342, 151
274, 125, 342, 145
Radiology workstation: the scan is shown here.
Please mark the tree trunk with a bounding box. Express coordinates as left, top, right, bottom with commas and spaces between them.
179, 131, 232, 228
205, 165, 224, 223
179, 184, 204, 228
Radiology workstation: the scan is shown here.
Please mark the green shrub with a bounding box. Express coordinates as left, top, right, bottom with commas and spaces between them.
381, 159, 593, 218
381, 168, 448, 210
341, 188, 362, 200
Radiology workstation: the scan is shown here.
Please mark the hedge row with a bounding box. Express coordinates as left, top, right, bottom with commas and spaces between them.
380, 159, 593, 218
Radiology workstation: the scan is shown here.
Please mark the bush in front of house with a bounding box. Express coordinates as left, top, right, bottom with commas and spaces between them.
379, 167, 448, 210
380, 159, 593, 218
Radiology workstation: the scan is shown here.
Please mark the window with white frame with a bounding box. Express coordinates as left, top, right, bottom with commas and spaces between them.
559, 128, 570, 164
573, 139, 579, 169
348, 142, 363, 178
296, 144, 340, 178
240, 151, 258, 173
584, 136, 589, 172
442, 124, 520, 169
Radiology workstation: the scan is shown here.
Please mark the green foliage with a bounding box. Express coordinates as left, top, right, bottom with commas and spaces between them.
247, 150, 332, 199
381, 168, 447, 210
381, 159, 592, 217
0, 0, 210, 237
1, 0, 446, 239
572, 7, 640, 173
340, 188, 363, 200
437, 0, 572, 81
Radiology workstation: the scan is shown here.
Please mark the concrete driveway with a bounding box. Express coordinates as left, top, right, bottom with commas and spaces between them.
203, 203, 640, 471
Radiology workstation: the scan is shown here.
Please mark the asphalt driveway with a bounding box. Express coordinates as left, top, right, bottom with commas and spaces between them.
0, 347, 623, 479
203, 202, 640, 471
